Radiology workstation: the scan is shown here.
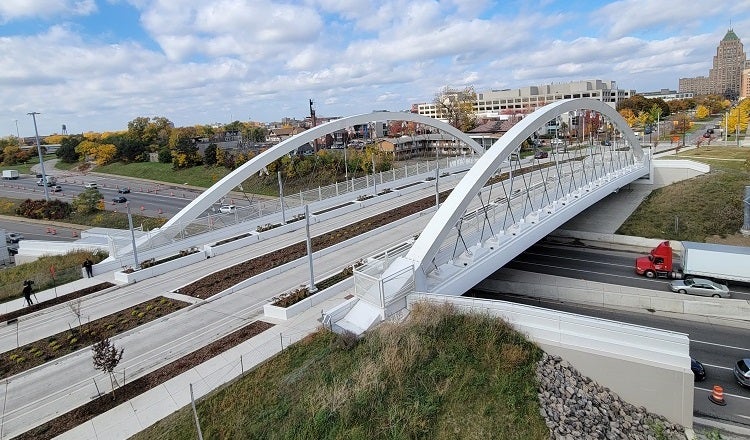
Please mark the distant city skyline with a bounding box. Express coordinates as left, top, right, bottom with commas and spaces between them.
1, 0, 749, 136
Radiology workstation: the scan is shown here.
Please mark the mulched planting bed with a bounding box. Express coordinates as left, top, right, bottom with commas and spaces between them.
0, 282, 115, 323
179, 190, 452, 299
1, 296, 188, 379
15, 320, 274, 440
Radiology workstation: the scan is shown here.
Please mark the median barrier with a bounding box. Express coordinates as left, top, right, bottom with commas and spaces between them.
476, 267, 750, 326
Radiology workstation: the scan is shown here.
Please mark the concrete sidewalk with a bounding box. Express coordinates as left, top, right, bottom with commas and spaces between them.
56, 290, 348, 440
0, 274, 114, 317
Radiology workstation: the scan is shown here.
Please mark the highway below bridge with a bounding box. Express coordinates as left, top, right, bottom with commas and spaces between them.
473, 242, 750, 431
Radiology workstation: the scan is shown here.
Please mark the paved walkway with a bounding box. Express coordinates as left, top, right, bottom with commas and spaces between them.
57, 291, 347, 439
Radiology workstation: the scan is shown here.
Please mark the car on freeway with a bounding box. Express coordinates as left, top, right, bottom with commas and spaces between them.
7, 244, 18, 256
219, 204, 236, 214
533, 150, 548, 159
668, 278, 730, 298
6, 232, 24, 243
691, 358, 706, 381
112, 196, 127, 203
735, 358, 750, 387
118, 187, 130, 194
50, 185, 62, 192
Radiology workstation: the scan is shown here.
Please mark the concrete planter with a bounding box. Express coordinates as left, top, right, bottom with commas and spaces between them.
263, 276, 354, 320
114, 251, 207, 284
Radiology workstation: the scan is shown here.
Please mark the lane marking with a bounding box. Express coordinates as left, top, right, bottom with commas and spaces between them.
520, 251, 634, 269
703, 363, 735, 371
507, 259, 661, 284
696, 386, 750, 401
693, 339, 750, 352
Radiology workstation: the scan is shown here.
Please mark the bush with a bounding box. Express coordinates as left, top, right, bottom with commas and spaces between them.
15, 199, 72, 220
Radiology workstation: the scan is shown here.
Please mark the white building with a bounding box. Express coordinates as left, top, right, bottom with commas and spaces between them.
415, 80, 635, 120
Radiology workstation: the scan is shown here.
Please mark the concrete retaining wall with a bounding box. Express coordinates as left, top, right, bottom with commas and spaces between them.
475, 268, 750, 326
651, 159, 710, 187
407, 293, 693, 427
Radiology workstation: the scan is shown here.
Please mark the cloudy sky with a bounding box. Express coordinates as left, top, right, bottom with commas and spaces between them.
2, 0, 750, 136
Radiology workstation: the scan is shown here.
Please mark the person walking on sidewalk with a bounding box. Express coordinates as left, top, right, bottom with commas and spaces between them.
22, 280, 34, 306
83, 258, 93, 278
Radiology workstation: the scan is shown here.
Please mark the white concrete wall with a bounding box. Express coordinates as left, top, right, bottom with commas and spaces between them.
651, 159, 710, 187
407, 293, 694, 427
476, 268, 750, 326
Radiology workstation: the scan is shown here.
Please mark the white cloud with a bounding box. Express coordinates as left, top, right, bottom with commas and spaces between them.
0, 0, 96, 22
1, 1, 749, 135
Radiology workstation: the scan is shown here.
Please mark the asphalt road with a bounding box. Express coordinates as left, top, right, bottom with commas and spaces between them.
473, 242, 750, 429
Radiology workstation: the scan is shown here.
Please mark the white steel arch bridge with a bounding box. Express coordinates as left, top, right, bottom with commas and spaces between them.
151, 112, 483, 242
348, 98, 651, 315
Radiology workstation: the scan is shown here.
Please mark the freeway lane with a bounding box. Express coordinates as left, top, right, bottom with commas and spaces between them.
505, 243, 750, 300
474, 243, 750, 428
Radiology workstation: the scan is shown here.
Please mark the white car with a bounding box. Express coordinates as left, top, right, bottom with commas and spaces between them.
668, 278, 730, 298
219, 205, 236, 214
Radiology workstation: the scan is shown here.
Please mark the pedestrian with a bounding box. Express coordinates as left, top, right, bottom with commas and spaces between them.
83, 258, 94, 278
23, 280, 33, 306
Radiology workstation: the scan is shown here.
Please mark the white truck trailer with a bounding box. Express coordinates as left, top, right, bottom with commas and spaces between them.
681, 241, 750, 284
2, 170, 19, 180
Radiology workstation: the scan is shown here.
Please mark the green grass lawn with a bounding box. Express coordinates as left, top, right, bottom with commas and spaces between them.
131, 302, 548, 440
618, 147, 750, 242
1, 153, 54, 176
94, 162, 231, 188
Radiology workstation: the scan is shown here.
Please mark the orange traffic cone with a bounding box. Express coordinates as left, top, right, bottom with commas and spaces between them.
709, 385, 726, 406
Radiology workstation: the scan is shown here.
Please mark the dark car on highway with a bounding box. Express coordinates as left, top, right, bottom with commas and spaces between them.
533, 150, 548, 159
691, 358, 706, 381
112, 196, 127, 203
118, 187, 130, 194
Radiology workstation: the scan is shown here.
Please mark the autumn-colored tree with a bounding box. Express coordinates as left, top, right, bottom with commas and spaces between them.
618, 108, 637, 127
695, 105, 710, 119
434, 85, 477, 131
2, 145, 21, 165
75, 141, 118, 165
44, 134, 66, 145
727, 106, 749, 134
72, 188, 103, 214
672, 113, 692, 145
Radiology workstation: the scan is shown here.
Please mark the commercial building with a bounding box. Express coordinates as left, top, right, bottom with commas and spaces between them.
679, 29, 748, 99
640, 89, 694, 101
414, 80, 635, 120
741, 67, 750, 100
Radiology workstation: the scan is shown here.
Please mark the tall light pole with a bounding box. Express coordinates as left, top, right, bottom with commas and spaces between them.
13, 119, 20, 146
27, 112, 50, 202
126, 203, 140, 269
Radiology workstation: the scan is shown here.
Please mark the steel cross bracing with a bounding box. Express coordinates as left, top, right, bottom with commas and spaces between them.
353, 98, 651, 310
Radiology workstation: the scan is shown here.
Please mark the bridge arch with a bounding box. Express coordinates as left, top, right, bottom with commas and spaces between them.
402, 98, 643, 280
158, 112, 483, 235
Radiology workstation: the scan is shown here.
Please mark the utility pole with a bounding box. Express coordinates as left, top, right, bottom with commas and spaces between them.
309, 99, 318, 152
13, 119, 20, 146
28, 112, 50, 202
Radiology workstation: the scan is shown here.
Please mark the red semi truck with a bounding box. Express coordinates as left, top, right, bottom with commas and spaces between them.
635, 241, 750, 283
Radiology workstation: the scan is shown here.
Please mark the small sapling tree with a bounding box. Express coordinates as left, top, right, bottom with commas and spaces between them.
92, 337, 124, 398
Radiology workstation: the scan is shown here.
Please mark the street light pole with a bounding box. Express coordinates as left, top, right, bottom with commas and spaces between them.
126, 203, 140, 269
13, 119, 20, 146
27, 112, 50, 202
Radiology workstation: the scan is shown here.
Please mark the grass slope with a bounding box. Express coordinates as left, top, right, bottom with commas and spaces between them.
132, 303, 548, 440
617, 147, 750, 242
